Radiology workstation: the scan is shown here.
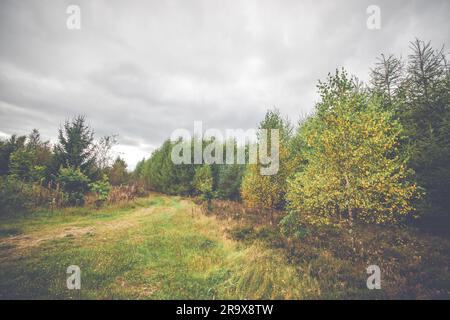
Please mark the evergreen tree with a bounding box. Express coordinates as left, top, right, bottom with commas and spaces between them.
401, 40, 450, 220
143, 139, 195, 195
54, 115, 96, 176
216, 164, 245, 200
109, 156, 128, 186
0, 135, 26, 176
370, 54, 404, 103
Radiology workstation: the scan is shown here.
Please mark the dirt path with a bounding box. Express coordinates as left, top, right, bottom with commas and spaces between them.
0, 202, 176, 261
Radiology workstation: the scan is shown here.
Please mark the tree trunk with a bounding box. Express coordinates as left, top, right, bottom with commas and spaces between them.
344, 172, 356, 254
348, 207, 356, 254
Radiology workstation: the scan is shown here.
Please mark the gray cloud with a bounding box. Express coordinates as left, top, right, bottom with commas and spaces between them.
1, 0, 449, 168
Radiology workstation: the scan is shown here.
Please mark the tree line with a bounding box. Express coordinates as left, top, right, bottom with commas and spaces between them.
134, 39, 450, 230
1, 39, 448, 231
0, 116, 130, 212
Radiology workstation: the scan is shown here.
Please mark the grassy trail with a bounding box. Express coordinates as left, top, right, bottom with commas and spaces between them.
0, 195, 318, 299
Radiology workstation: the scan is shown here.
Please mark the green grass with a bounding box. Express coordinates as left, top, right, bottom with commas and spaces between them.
0, 195, 318, 299
4, 195, 446, 299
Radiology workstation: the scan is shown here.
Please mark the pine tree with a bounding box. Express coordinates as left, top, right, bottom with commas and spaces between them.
54, 115, 96, 176
109, 156, 128, 186
401, 40, 450, 220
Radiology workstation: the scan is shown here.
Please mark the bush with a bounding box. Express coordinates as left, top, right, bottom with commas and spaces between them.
0, 176, 31, 214
57, 167, 90, 206
107, 183, 146, 204
0, 176, 54, 214
193, 165, 214, 210
89, 174, 111, 207
279, 211, 309, 239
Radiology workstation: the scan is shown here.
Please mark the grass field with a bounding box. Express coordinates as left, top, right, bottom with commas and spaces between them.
0, 194, 320, 299
1, 194, 449, 299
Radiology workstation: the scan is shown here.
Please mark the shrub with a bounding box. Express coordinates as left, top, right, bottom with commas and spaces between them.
107, 183, 146, 203
279, 211, 310, 239
0, 176, 31, 214
57, 167, 90, 206
193, 165, 214, 205
0, 176, 55, 214
89, 174, 111, 207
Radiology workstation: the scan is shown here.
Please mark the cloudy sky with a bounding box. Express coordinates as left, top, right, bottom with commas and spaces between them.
0, 0, 449, 168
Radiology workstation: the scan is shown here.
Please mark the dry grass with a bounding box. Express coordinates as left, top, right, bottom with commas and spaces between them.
0, 194, 315, 299
206, 198, 450, 299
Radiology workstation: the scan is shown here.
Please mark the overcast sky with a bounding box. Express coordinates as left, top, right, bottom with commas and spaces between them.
1, 0, 449, 168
